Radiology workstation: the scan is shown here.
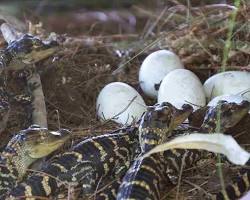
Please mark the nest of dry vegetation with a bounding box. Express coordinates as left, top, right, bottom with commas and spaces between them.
1, 1, 250, 200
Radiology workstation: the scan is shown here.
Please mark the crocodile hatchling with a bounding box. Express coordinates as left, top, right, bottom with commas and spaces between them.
212, 104, 250, 200
7, 127, 139, 199
214, 159, 250, 200
94, 103, 193, 200
139, 103, 193, 153
0, 34, 57, 133
0, 33, 58, 133
117, 100, 250, 200
205, 101, 250, 198
95, 100, 246, 200
0, 125, 70, 198
4, 100, 250, 200
7, 102, 192, 199
0, 34, 57, 72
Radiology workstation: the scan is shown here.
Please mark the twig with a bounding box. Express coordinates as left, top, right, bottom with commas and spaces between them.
184, 179, 211, 197
26, 67, 48, 127
175, 153, 186, 200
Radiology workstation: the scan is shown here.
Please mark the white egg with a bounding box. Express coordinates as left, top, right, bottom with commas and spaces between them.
207, 94, 249, 107
139, 50, 184, 99
96, 82, 147, 125
203, 71, 250, 101
158, 69, 206, 110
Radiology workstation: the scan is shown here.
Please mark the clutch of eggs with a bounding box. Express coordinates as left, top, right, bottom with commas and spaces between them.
139, 50, 184, 99
96, 82, 147, 125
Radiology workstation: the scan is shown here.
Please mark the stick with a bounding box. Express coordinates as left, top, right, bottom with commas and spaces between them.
26, 67, 48, 128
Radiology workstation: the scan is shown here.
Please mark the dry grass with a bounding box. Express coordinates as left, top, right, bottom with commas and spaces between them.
1, 1, 250, 199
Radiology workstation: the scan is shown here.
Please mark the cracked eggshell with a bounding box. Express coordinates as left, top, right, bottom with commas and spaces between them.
139, 50, 184, 99
158, 69, 206, 110
203, 71, 250, 101
207, 94, 249, 107
96, 82, 147, 125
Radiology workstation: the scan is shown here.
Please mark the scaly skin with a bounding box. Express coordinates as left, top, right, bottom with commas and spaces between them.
94, 177, 123, 200
8, 100, 250, 200
8, 127, 140, 199
95, 102, 193, 200
211, 101, 250, 200
212, 159, 250, 200
117, 149, 203, 200
117, 100, 250, 200
9, 102, 192, 199
0, 34, 57, 71
200, 100, 250, 133
139, 102, 193, 153
0, 86, 9, 133
0, 125, 70, 197
0, 34, 58, 133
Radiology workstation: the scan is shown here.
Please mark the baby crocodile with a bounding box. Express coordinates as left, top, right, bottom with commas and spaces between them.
0, 124, 70, 197
117, 149, 202, 200
200, 100, 250, 133
213, 159, 250, 200
95, 103, 193, 200
8, 127, 139, 199
8, 102, 192, 199
139, 102, 193, 153
0, 34, 57, 72
0, 33, 58, 133
211, 101, 250, 200
117, 100, 250, 200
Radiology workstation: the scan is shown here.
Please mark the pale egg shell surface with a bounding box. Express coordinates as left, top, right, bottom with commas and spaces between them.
207, 94, 249, 107
139, 50, 184, 99
203, 71, 250, 101
96, 82, 147, 125
158, 69, 206, 110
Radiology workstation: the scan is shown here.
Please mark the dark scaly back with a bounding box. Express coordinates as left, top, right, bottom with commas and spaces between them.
213, 165, 250, 200
0, 69, 10, 133
0, 135, 21, 196
117, 103, 197, 200
212, 101, 250, 200
0, 125, 70, 197
94, 102, 193, 200
118, 100, 250, 200
117, 149, 203, 200
93, 177, 123, 200
212, 158, 250, 200
139, 102, 193, 153
199, 100, 250, 199
8, 126, 140, 199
